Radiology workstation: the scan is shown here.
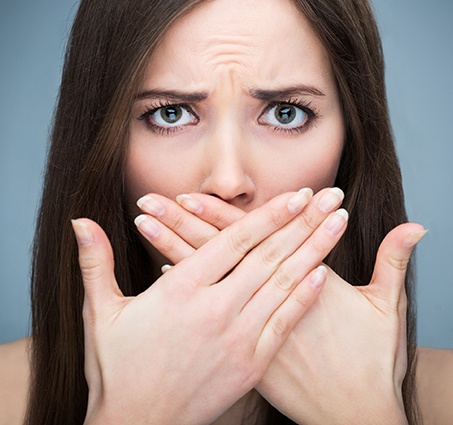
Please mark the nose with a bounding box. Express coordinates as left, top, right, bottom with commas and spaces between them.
199, 128, 255, 205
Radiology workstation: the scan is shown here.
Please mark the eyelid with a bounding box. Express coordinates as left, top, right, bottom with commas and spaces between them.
257, 99, 319, 134
138, 103, 200, 128
260, 99, 317, 116
138, 100, 199, 118
136, 98, 319, 136
138, 101, 200, 135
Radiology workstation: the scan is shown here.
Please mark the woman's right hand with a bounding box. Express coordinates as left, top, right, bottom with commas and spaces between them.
72, 189, 347, 425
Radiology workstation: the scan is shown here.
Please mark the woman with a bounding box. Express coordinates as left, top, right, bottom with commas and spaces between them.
0, 0, 452, 424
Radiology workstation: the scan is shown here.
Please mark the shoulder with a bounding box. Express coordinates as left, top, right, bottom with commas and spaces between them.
0, 337, 30, 425
417, 346, 453, 425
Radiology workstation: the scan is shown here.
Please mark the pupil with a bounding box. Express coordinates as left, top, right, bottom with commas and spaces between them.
161, 106, 182, 123
276, 104, 295, 124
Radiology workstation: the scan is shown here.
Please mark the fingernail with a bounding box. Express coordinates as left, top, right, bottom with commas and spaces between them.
134, 214, 160, 238
176, 194, 203, 214
325, 208, 348, 236
402, 229, 428, 248
71, 219, 93, 246
136, 195, 165, 217
318, 187, 345, 214
287, 188, 313, 213
310, 265, 327, 288
161, 264, 173, 274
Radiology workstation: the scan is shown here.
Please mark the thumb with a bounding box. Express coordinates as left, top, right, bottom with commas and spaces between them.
369, 222, 427, 308
71, 218, 123, 316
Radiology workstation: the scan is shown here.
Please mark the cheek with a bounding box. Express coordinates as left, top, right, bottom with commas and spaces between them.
256, 127, 344, 196
262, 149, 341, 195
298, 143, 343, 191
296, 119, 345, 192
124, 147, 170, 207
125, 153, 153, 203
124, 141, 201, 206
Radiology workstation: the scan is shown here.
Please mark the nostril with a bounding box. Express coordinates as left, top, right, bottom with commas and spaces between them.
209, 194, 221, 199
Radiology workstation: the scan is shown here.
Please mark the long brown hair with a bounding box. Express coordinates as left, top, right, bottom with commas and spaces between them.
26, 0, 421, 424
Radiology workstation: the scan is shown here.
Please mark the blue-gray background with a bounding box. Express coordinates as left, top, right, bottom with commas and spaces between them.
0, 0, 452, 347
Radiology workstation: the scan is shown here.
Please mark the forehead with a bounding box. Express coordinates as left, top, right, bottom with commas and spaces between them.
143, 0, 333, 92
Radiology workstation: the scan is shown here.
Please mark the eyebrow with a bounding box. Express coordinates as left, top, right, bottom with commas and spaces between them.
134, 89, 209, 103
134, 84, 325, 103
249, 85, 326, 101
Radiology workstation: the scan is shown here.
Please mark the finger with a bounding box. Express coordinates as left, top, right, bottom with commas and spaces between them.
369, 222, 427, 308
240, 208, 348, 325
161, 264, 173, 274
134, 214, 196, 264
162, 189, 313, 289
137, 194, 219, 249
254, 265, 327, 361
176, 193, 245, 230
71, 218, 123, 315
219, 188, 345, 304
177, 187, 345, 232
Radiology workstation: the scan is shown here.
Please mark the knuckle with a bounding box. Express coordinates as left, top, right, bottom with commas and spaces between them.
197, 232, 214, 247
272, 265, 297, 292
386, 254, 410, 271
159, 235, 179, 255
79, 255, 104, 281
305, 237, 328, 256
271, 315, 289, 337
259, 240, 283, 268
296, 212, 317, 233
209, 209, 228, 228
200, 303, 230, 336
293, 289, 311, 310
195, 227, 218, 246
169, 212, 185, 232
229, 228, 254, 255
267, 208, 287, 228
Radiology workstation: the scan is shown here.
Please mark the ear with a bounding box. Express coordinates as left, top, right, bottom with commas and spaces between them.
72, 219, 124, 317
368, 222, 427, 308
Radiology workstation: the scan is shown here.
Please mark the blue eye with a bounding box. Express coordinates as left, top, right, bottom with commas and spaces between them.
149, 105, 197, 127
261, 103, 308, 128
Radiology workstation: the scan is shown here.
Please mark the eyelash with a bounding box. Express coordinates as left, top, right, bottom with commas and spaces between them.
137, 98, 320, 135
138, 100, 199, 136
259, 99, 319, 134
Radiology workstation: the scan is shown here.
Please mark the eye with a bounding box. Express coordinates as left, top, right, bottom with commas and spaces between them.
260, 103, 308, 128
148, 105, 197, 127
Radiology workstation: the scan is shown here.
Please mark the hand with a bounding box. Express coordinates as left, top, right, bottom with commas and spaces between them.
256, 223, 425, 425
137, 190, 425, 424
135, 187, 345, 271
73, 190, 343, 425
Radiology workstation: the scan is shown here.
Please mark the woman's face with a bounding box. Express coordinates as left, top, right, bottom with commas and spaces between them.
126, 0, 344, 213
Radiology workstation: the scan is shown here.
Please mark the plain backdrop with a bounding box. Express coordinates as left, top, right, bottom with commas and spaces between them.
1, 0, 452, 347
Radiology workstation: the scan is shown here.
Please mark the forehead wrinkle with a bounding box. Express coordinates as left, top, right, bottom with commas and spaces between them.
144, 0, 336, 103
200, 33, 257, 49
197, 33, 256, 65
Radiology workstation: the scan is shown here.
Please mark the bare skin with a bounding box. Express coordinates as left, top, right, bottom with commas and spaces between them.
0, 338, 451, 424
417, 347, 453, 425
0, 338, 29, 425
2, 1, 451, 424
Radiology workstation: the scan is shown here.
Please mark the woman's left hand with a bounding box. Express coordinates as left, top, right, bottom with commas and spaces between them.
255, 223, 423, 425
136, 192, 425, 425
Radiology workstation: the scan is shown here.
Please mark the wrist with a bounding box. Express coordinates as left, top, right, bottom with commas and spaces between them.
348, 395, 408, 425
84, 391, 180, 425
